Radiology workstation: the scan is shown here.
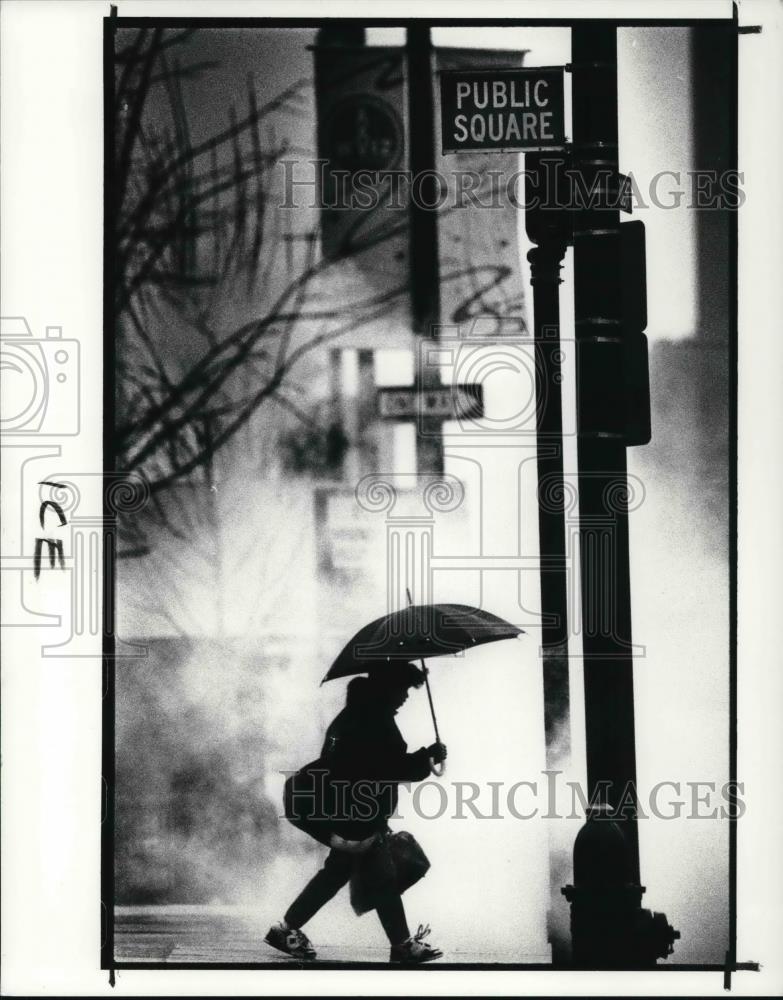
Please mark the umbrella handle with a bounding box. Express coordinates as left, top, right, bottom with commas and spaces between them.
429, 756, 446, 777
414, 645, 446, 777
406, 594, 447, 778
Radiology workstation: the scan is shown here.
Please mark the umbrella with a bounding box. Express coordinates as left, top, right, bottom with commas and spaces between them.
322, 593, 524, 774
323, 602, 523, 681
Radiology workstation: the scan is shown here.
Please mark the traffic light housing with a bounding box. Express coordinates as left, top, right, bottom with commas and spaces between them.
574, 220, 651, 446
525, 152, 652, 448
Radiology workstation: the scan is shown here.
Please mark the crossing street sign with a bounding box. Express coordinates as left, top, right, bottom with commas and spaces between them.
377, 384, 483, 421
440, 66, 566, 154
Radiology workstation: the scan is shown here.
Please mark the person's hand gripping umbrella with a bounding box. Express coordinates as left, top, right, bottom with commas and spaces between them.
321, 592, 525, 775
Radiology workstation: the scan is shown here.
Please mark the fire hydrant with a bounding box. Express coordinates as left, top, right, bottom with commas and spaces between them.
562, 804, 680, 966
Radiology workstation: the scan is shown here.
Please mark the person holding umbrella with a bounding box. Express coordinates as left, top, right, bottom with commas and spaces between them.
266, 662, 447, 964
266, 600, 521, 963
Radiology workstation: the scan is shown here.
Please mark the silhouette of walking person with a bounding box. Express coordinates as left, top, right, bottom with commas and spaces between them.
266, 664, 447, 963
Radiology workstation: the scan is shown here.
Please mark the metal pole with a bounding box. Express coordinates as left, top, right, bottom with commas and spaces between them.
571, 21, 640, 881
406, 27, 444, 476
526, 228, 571, 766
525, 178, 571, 964
406, 26, 440, 337
563, 24, 678, 966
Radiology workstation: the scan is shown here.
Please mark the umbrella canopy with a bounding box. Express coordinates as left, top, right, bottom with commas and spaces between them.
322, 603, 524, 682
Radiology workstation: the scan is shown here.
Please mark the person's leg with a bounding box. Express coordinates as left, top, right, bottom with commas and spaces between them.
375, 891, 410, 946
284, 848, 354, 929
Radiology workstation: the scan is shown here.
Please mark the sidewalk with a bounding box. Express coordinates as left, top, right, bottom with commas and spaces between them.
114, 906, 552, 966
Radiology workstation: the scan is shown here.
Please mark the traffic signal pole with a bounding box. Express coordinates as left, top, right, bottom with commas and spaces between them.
571, 25, 640, 876
561, 24, 677, 965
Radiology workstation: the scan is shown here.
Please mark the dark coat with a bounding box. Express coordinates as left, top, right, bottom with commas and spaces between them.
322, 698, 431, 839
284, 680, 430, 845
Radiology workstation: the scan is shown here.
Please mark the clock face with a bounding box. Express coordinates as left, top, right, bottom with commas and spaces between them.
324, 94, 404, 174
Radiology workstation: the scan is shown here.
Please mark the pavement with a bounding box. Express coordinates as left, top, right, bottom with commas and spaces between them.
113, 905, 552, 967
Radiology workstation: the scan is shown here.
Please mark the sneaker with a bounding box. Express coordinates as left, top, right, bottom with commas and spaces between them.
264, 921, 316, 960
389, 923, 443, 964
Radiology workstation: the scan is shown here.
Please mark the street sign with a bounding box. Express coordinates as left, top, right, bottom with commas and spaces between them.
440, 67, 566, 154
377, 384, 483, 421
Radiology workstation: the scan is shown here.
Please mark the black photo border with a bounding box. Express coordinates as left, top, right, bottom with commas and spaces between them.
102, 6, 749, 982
